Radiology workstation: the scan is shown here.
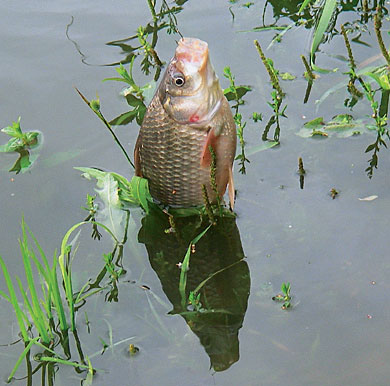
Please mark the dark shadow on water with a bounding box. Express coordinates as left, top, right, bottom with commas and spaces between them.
138, 209, 250, 372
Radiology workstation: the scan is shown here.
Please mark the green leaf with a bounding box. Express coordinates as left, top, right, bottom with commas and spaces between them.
245, 141, 278, 156
130, 176, 152, 213
125, 93, 143, 107
280, 72, 296, 80
298, 0, 313, 13
1, 117, 23, 138
0, 137, 22, 152
304, 117, 325, 129
110, 110, 138, 126
299, 115, 365, 138
24, 132, 40, 147
310, 0, 337, 71
9, 150, 33, 174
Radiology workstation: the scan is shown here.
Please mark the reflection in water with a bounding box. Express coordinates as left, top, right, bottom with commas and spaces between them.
138, 209, 250, 371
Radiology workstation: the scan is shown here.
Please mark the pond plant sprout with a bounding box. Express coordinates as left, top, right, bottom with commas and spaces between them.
223, 66, 252, 174
272, 282, 292, 310
254, 39, 286, 143
0, 117, 41, 174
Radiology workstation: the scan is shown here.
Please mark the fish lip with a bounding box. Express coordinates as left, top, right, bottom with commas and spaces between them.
175, 37, 209, 71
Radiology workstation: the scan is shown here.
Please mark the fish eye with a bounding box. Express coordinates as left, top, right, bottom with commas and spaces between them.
173, 74, 185, 87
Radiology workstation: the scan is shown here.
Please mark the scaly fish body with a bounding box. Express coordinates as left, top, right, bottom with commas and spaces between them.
135, 38, 236, 207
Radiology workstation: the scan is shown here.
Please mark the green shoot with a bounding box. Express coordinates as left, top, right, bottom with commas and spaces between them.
223, 66, 252, 174
272, 282, 292, 310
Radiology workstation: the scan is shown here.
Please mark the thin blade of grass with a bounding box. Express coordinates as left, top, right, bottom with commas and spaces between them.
310, 0, 337, 72
19, 224, 48, 330
37, 356, 98, 370
0, 289, 11, 302
192, 259, 245, 295
15, 276, 51, 344
7, 337, 39, 383
298, 0, 313, 13
51, 250, 68, 331
0, 255, 29, 342
179, 225, 212, 309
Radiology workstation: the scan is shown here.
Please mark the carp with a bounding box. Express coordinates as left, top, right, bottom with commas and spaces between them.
134, 37, 236, 208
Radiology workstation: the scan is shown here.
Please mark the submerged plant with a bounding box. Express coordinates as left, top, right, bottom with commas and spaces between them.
0, 117, 41, 174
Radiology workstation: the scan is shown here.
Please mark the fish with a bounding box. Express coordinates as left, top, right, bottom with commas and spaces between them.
134, 37, 236, 208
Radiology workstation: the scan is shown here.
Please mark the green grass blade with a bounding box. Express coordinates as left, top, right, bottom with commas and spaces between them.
51, 251, 68, 331
179, 225, 212, 309
19, 225, 46, 329
83, 356, 94, 386
7, 337, 39, 383
298, 0, 313, 13
192, 259, 245, 295
37, 356, 97, 370
310, 0, 337, 71
15, 277, 51, 344
0, 255, 29, 342
0, 289, 11, 302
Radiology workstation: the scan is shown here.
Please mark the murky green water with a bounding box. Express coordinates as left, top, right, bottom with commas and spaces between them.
1, 1, 390, 385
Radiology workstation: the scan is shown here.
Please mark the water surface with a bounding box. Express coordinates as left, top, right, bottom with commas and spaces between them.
1, 1, 390, 385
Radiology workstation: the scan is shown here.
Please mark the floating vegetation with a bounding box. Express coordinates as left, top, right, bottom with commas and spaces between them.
298, 114, 364, 138
330, 188, 339, 199
272, 282, 292, 310
0, 117, 41, 174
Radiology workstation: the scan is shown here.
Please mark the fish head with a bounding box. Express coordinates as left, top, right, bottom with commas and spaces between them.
159, 37, 224, 125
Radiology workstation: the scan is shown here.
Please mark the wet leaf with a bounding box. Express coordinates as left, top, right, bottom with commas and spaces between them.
298, 115, 365, 138
303, 117, 325, 130
110, 110, 138, 126
9, 150, 32, 174
1, 117, 23, 138
280, 72, 296, 80
224, 85, 252, 101
245, 141, 278, 156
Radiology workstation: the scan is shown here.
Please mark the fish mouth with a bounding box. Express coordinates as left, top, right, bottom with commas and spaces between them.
175, 37, 209, 74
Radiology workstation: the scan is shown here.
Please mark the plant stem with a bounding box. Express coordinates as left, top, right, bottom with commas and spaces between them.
374, 9, 390, 67
254, 40, 283, 96
340, 24, 356, 70
75, 88, 135, 169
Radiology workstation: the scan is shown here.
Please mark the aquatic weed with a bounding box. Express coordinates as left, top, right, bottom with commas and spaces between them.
254, 40, 286, 143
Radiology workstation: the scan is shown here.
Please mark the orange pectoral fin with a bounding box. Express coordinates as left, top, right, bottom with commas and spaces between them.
200, 128, 218, 167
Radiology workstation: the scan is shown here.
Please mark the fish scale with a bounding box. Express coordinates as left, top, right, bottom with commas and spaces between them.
139, 94, 210, 206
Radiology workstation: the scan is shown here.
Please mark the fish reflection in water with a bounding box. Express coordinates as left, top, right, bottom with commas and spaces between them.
138, 209, 250, 371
